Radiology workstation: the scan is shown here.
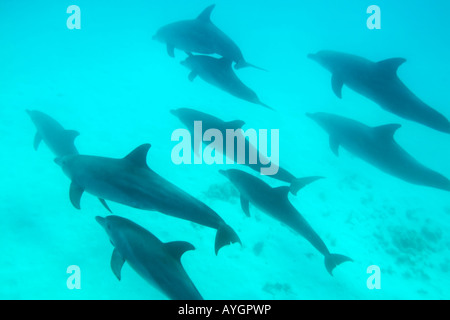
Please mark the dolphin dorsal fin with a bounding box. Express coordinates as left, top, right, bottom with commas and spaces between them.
164, 241, 195, 261
376, 58, 406, 78
272, 186, 290, 199
226, 120, 245, 130
219, 57, 233, 66
196, 4, 215, 22
123, 144, 151, 169
373, 124, 402, 140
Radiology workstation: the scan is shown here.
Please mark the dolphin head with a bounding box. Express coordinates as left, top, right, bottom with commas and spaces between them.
180, 57, 192, 69
95, 215, 130, 247
306, 112, 336, 133
307, 50, 337, 70
54, 154, 79, 179
152, 25, 167, 42
169, 108, 182, 118
96, 215, 119, 247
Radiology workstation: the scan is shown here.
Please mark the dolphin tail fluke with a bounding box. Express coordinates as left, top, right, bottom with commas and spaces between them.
214, 223, 241, 255
234, 60, 268, 72
290, 176, 325, 196
324, 254, 352, 276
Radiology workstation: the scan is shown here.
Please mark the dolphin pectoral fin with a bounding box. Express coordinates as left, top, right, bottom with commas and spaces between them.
373, 124, 402, 141
290, 176, 325, 196
376, 58, 406, 78
111, 248, 125, 281
69, 181, 84, 210
240, 195, 250, 217
329, 136, 340, 157
166, 43, 175, 57
196, 4, 215, 22
164, 241, 195, 261
324, 254, 353, 276
215, 224, 241, 255
123, 144, 151, 169
331, 74, 344, 99
33, 132, 42, 151
188, 71, 198, 82
99, 198, 112, 213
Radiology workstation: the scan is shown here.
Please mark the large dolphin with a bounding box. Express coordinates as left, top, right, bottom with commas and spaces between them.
170, 107, 322, 195
181, 54, 273, 110
306, 112, 450, 191
219, 169, 352, 275
55, 144, 241, 254
308, 50, 450, 134
26, 109, 79, 157
153, 4, 265, 70
96, 215, 203, 300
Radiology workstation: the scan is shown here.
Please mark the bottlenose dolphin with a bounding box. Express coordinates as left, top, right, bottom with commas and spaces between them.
181, 54, 273, 110
308, 50, 450, 134
96, 215, 203, 300
26, 109, 79, 157
307, 112, 450, 191
55, 144, 241, 254
171, 107, 321, 195
153, 4, 265, 70
219, 169, 351, 275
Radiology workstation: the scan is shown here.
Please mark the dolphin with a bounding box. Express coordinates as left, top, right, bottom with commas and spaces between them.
181, 54, 273, 110
55, 144, 241, 255
306, 112, 450, 191
26, 109, 79, 157
170, 107, 322, 195
307, 50, 450, 134
219, 169, 352, 275
96, 215, 203, 300
153, 4, 265, 71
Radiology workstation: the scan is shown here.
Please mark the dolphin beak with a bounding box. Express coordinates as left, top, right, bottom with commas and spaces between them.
169, 109, 178, 116
307, 53, 316, 60
95, 216, 106, 228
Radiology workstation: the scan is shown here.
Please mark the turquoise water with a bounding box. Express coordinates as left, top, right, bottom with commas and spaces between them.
1, 0, 449, 299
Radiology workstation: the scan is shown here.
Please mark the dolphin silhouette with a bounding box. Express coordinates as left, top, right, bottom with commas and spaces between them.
181, 54, 273, 110
96, 215, 203, 300
171, 107, 321, 194
220, 169, 352, 275
308, 50, 450, 134
55, 144, 241, 254
306, 112, 450, 191
153, 4, 265, 71
26, 109, 79, 157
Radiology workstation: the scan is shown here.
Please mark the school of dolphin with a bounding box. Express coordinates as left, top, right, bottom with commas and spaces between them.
27, 5, 450, 300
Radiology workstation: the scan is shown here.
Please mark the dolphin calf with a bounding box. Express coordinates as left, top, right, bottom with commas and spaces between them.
153, 4, 265, 70
96, 215, 203, 300
308, 50, 450, 134
26, 109, 79, 157
55, 144, 241, 254
219, 169, 352, 275
307, 112, 450, 191
171, 107, 321, 195
181, 54, 273, 110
